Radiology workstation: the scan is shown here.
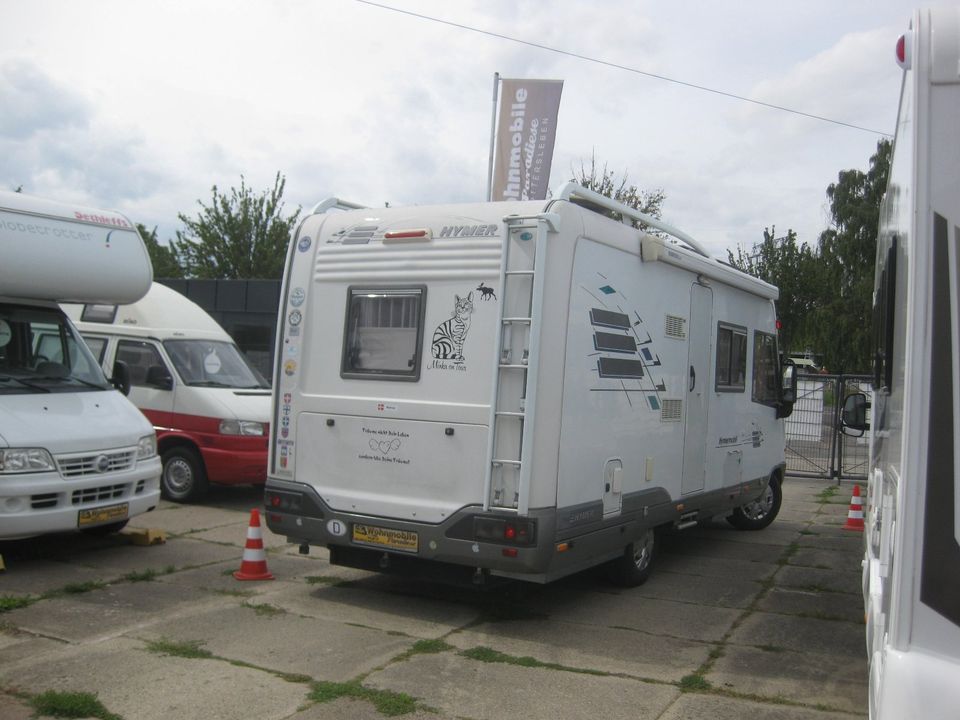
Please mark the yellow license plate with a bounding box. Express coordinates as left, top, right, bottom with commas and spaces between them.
352, 523, 418, 553
77, 503, 129, 528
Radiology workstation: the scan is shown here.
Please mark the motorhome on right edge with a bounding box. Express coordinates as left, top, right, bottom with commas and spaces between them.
840, 7, 960, 719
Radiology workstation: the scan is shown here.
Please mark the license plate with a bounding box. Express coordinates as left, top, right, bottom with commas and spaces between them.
77, 502, 129, 528
352, 523, 418, 553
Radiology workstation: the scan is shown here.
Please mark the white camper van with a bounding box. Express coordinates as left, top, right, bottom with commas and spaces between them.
264, 183, 796, 585
840, 7, 960, 718
0, 191, 161, 539
63, 283, 271, 503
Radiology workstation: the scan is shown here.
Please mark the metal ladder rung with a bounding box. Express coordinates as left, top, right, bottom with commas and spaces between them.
495, 411, 525, 417
499, 363, 527, 369
502, 317, 531, 324
504, 270, 535, 276
492, 459, 522, 467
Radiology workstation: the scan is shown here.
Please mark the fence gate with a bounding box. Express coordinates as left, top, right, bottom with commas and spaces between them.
785, 374, 872, 481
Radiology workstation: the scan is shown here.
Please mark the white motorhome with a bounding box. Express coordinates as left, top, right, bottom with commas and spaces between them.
264, 183, 796, 585
840, 7, 960, 718
64, 283, 271, 503
0, 191, 161, 539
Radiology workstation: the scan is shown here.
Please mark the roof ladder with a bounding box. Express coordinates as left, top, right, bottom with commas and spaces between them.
483, 213, 557, 514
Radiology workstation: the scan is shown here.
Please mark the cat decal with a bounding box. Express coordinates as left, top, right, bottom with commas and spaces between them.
432, 292, 474, 363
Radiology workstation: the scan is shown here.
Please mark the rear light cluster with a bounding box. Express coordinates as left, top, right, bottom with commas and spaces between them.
266, 490, 303, 513
473, 517, 536, 546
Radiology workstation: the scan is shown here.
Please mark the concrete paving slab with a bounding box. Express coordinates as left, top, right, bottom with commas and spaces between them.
134, 602, 415, 682
708, 645, 868, 714
0, 557, 112, 596
776, 565, 862, 596
446, 618, 713, 682
2, 579, 215, 643
0, 632, 64, 675
789, 547, 862, 572
262, 579, 482, 639
657, 552, 778, 583
0, 635, 308, 720
69, 536, 242, 578
633, 568, 763, 609
727, 611, 864, 658
796, 533, 865, 552
287, 696, 450, 720
0, 691, 32, 720
188, 519, 292, 550
532, 591, 742, 643
156, 554, 346, 597
660, 535, 788, 563
682, 525, 800, 548
657, 692, 860, 719
367, 652, 682, 720
127, 502, 248, 536
757, 587, 865, 623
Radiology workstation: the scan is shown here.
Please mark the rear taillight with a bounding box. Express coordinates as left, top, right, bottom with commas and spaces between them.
265, 490, 302, 513
473, 516, 536, 546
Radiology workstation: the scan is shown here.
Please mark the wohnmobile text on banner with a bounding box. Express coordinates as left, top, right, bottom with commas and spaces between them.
491, 78, 563, 202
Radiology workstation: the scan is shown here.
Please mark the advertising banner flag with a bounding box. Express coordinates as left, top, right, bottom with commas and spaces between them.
490, 78, 563, 202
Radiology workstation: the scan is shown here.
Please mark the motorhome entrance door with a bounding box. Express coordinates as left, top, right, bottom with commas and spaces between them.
682, 283, 713, 494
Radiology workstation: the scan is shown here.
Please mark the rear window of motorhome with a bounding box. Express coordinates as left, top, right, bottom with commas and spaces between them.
716, 323, 747, 392
341, 287, 425, 381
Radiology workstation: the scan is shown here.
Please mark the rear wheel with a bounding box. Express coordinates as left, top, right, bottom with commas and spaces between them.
728, 475, 782, 530
161, 446, 209, 503
606, 527, 657, 587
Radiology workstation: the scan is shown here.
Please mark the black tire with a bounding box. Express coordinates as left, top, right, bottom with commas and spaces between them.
81, 519, 129, 537
161, 446, 208, 503
606, 527, 657, 587
727, 475, 782, 531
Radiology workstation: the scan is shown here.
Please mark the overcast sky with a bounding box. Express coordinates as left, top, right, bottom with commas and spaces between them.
2, 0, 912, 259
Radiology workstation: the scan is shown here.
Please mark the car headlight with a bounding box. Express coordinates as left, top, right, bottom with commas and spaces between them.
219, 420, 265, 436
0, 448, 56, 473
137, 434, 158, 460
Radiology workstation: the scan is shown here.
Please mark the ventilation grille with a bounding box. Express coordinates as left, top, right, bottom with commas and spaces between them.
71, 484, 126, 506
665, 315, 687, 339
661, 399, 683, 422
57, 449, 136, 478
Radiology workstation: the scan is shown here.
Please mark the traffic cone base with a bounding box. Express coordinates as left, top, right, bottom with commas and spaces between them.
235, 508, 274, 580
843, 485, 865, 532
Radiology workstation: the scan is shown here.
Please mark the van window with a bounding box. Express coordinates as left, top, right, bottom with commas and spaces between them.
165, 339, 268, 388
715, 323, 747, 392
83, 336, 108, 365
752, 331, 779, 406
341, 287, 425, 381
117, 339, 168, 388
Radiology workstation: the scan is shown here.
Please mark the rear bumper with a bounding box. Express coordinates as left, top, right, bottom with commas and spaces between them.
0, 457, 162, 539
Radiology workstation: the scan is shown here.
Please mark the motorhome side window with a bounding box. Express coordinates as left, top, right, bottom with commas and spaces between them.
117, 340, 168, 388
752, 331, 779, 406
715, 323, 747, 392
341, 287, 426, 381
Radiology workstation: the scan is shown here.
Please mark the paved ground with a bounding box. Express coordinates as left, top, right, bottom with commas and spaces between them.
0, 478, 867, 720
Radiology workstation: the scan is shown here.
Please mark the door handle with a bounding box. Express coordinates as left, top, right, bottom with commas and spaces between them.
689, 366, 696, 392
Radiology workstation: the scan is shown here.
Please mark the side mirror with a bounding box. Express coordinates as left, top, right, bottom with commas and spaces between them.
840, 392, 870, 437
776, 361, 797, 419
145, 364, 174, 391
111, 360, 131, 396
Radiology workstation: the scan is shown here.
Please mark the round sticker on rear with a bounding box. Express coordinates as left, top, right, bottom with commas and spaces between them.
0, 320, 11, 347
203, 351, 222, 374
327, 519, 347, 537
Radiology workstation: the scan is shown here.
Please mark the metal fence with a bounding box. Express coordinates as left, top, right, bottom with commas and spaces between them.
785, 373, 872, 481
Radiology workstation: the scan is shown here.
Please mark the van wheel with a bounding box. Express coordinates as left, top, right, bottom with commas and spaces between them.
728, 475, 782, 531
606, 527, 657, 587
81, 520, 129, 537
161, 447, 208, 503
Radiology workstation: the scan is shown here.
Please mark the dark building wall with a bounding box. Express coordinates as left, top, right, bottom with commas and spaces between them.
157, 279, 281, 380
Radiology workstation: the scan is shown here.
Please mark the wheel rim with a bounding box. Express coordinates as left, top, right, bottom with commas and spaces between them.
163, 457, 194, 495
632, 530, 655, 571
741, 484, 775, 521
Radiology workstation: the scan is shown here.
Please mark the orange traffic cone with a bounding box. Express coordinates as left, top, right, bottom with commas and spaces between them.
234, 509, 274, 580
843, 485, 865, 532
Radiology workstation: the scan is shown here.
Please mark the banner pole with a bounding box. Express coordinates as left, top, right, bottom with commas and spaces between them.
486, 72, 500, 201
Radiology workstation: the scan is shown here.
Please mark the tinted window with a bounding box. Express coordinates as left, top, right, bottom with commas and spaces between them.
342, 287, 425, 381
752, 331, 779, 406
716, 323, 747, 392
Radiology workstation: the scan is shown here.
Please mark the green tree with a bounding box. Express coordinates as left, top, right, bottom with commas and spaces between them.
728, 227, 819, 357
136, 223, 184, 278
172, 173, 300, 279
811, 139, 891, 373
571, 152, 665, 231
